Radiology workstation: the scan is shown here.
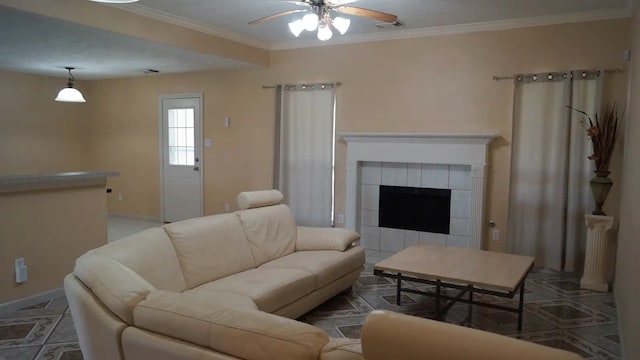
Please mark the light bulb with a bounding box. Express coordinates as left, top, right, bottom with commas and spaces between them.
332, 16, 351, 35
317, 23, 333, 41
302, 13, 319, 31
288, 19, 304, 37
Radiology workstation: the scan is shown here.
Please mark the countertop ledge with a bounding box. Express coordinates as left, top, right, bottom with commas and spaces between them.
0, 171, 119, 193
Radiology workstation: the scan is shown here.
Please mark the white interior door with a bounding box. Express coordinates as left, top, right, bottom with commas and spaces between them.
161, 95, 203, 222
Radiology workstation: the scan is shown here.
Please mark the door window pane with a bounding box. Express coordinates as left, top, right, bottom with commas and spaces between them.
167, 108, 195, 166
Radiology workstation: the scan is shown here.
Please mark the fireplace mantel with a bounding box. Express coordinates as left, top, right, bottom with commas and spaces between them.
340, 132, 497, 249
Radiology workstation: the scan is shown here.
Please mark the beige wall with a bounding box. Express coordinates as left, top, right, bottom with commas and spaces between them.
615, 2, 640, 358
0, 185, 108, 304
87, 19, 629, 252
0, 71, 89, 175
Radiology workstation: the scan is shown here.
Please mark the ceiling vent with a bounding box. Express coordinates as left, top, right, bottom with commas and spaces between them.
374, 21, 404, 29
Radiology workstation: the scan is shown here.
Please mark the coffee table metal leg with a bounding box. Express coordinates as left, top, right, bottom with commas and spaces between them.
518, 279, 525, 331
396, 272, 402, 306
435, 280, 441, 318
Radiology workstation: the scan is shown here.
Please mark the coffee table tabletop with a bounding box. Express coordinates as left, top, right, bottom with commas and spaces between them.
374, 244, 535, 292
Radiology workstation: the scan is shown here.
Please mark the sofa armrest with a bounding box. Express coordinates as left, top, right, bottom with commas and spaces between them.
362, 310, 583, 360
320, 338, 363, 360
74, 254, 155, 324
134, 290, 329, 360
296, 226, 360, 251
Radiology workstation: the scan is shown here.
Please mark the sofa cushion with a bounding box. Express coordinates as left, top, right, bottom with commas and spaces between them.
74, 254, 155, 324
90, 227, 187, 292
164, 214, 256, 289
236, 189, 284, 210
189, 268, 315, 313
320, 338, 363, 360
260, 247, 365, 288
296, 227, 361, 252
134, 290, 329, 360
235, 204, 297, 266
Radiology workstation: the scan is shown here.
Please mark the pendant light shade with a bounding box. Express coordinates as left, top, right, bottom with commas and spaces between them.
55, 87, 86, 103
55, 67, 86, 103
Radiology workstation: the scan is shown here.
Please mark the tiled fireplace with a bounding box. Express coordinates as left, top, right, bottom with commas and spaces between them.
340, 133, 497, 251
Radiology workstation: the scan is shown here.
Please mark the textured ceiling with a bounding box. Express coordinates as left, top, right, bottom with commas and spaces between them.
0, 5, 256, 80
0, 0, 633, 79
131, 0, 632, 48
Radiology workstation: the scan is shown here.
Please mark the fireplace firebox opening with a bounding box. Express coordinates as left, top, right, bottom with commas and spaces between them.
378, 185, 451, 234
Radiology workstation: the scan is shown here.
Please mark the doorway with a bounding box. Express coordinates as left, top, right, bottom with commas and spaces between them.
160, 94, 203, 222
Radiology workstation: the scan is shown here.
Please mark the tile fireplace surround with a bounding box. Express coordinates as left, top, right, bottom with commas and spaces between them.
341, 133, 497, 250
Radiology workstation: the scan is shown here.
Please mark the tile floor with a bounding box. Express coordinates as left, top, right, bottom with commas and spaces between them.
0, 218, 622, 359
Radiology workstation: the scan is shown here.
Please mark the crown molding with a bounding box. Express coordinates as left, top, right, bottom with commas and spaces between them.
117, 3, 272, 50
271, 7, 632, 50
111, 4, 632, 52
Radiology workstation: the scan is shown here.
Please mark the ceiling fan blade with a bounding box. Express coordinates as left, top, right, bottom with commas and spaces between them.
334, 6, 398, 23
282, 1, 311, 6
326, 0, 357, 6
248, 9, 307, 25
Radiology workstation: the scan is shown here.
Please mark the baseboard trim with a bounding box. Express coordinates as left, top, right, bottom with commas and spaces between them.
0, 288, 65, 313
108, 212, 163, 223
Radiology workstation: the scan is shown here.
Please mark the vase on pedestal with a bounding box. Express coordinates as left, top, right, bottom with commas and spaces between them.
590, 170, 613, 216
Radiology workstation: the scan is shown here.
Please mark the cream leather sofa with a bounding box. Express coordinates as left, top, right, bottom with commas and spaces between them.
65, 189, 582, 360
65, 190, 366, 360
362, 310, 583, 360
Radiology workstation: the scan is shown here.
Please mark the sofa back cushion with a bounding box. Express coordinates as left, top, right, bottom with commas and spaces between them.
164, 214, 256, 289
74, 254, 155, 324
91, 227, 187, 292
235, 204, 297, 266
237, 190, 284, 210
134, 290, 329, 360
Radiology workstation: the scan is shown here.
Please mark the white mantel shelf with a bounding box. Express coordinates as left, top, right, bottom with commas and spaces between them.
340, 132, 498, 250
340, 133, 498, 145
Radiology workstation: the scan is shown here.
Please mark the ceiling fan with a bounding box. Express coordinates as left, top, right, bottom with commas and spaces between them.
249, 0, 398, 41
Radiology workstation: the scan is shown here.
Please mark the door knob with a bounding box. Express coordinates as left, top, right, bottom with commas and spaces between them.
193, 166, 200, 171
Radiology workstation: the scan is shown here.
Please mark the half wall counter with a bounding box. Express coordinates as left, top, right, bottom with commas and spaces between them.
0, 171, 118, 306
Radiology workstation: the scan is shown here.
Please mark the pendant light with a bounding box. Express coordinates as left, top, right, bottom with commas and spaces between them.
55, 67, 86, 103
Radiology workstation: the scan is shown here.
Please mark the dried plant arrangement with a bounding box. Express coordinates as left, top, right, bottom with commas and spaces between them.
566, 103, 621, 172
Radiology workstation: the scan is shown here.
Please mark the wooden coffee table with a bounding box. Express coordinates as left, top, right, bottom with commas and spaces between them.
373, 244, 535, 331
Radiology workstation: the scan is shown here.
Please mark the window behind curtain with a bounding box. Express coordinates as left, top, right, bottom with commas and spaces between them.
276, 84, 336, 227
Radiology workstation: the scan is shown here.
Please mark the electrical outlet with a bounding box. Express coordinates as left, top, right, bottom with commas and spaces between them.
118, 194, 123, 201
491, 229, 500, 241
224, 203, 230, 212
15, 258, 24, 267
337, 214, 345, 224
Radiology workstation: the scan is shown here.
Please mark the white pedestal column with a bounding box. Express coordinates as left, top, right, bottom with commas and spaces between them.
580, 214, 614, 292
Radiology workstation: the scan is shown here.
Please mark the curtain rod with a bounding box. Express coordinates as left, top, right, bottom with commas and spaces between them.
262, 82, 342, 89
492, 68, 624, 81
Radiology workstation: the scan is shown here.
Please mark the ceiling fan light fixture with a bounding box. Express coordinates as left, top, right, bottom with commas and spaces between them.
288, 19, 305, 37
332, 16, 351, 35
55, 67, 86, 103
317, 23, 333, 41
302, 13, 319, 31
